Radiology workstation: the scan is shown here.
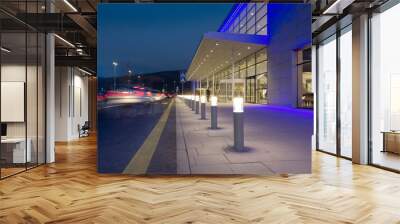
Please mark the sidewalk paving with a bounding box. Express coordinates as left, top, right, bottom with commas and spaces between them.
176, 98, 313, 175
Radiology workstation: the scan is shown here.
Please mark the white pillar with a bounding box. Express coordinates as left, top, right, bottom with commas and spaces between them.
352, 14, 369, 164
311, 45, 317, 151
213, 73, 215, 96
231, 62, 235, 100
199, 80, 202, 97
225, 80, 228, 102
46, 32, 55, 163
231, 48, 235, 100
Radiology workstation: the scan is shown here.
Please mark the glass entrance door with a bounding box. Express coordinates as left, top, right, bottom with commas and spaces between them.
256, 74, 267, 104
246, 77, 256, 103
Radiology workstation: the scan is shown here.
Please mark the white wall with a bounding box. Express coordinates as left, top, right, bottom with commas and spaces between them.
1, 65, 41, 137
1, 63, 46, 164
55, 67, 89, 141
267, 4, 311, 107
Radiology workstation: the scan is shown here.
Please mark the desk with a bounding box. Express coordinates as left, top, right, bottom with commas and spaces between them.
1, 138, 31, 163
382, 131, 400, 154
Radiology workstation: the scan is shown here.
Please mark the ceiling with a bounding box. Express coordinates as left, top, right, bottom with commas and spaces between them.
0, 0, 99, 73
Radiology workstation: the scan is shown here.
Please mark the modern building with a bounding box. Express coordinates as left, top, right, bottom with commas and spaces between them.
185, 0, 400, 173
187, 2, 312, 108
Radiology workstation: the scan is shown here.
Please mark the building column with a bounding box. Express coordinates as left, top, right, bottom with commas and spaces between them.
199, 80, 202, 97
311, 45, 317, 150
212, 73, 215, 96
54, 67, 73, 141
46, 32, 55, 163
191, 80, 196, 96
352, 14, 369, 164
231, 61, 235, 100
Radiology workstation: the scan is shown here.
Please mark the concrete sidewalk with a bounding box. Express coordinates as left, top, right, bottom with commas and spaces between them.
176, 98, 313, 175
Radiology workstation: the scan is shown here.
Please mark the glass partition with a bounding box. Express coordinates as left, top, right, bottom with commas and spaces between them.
1, 30, 27, 177
339, 26, 352, 158
370, 3, 400, 171
317, 35, 337, 154
0, 2, 46, 179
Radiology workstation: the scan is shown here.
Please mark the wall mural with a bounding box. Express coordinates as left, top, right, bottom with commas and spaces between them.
97, 3, 312, 175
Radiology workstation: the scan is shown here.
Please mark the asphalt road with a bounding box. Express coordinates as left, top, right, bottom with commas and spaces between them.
97, 98, 176, 173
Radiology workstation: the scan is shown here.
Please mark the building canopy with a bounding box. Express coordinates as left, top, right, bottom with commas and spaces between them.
187, 32, 268, 81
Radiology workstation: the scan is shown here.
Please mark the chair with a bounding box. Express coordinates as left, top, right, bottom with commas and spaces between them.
78, 121, 90, 138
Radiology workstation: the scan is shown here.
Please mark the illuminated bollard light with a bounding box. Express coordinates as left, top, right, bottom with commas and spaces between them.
200, 96, 206, 120
195, 95, 200, 114
191, 95, 195, 111
233, 97, 244, 151
210, 96, 218, 129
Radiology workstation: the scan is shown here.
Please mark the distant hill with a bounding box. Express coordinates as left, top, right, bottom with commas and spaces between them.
98, 70, 187, 93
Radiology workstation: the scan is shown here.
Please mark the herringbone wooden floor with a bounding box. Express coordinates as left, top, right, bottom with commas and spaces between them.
1, 135, 400, 224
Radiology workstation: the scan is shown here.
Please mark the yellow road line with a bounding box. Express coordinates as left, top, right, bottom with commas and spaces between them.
123, 99, 174, 174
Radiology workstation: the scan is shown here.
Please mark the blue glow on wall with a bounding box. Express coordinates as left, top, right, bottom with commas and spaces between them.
267, 3, 312, 49
218, 3, 246, 32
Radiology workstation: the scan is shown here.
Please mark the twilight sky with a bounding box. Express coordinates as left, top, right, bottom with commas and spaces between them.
98, 3, 233, 78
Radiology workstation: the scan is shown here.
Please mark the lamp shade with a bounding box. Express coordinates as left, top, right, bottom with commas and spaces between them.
233, 97, 244, 113
211, 96, 218, 106
200, 95, 206, 103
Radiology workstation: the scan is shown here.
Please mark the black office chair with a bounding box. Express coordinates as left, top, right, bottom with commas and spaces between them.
78, 121, 90, 138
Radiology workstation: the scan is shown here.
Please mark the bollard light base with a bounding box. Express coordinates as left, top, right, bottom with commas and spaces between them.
195, 101, 200, 114
200, 103, 206, 120
233, 112, 244, 152
211, 106, 218, 129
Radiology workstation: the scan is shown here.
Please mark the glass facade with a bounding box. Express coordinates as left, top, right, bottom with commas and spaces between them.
223, 3, 267, 36
206, 2, 269, 104
0, 1, 47, 179
370, 3, 400, 171
211, 48, 268, 104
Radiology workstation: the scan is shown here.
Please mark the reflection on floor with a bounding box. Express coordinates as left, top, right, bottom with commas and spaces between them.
0, 167, 25, 178
0, 162, 40, 178
176, 99, 313, 174
373, 151, 400, 170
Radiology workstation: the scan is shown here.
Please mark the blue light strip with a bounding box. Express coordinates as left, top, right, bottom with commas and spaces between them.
218, 3, 247, 32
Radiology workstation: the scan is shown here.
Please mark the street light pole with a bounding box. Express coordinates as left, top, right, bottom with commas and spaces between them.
112, 61, 118, 90
128, 69, 132, 85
